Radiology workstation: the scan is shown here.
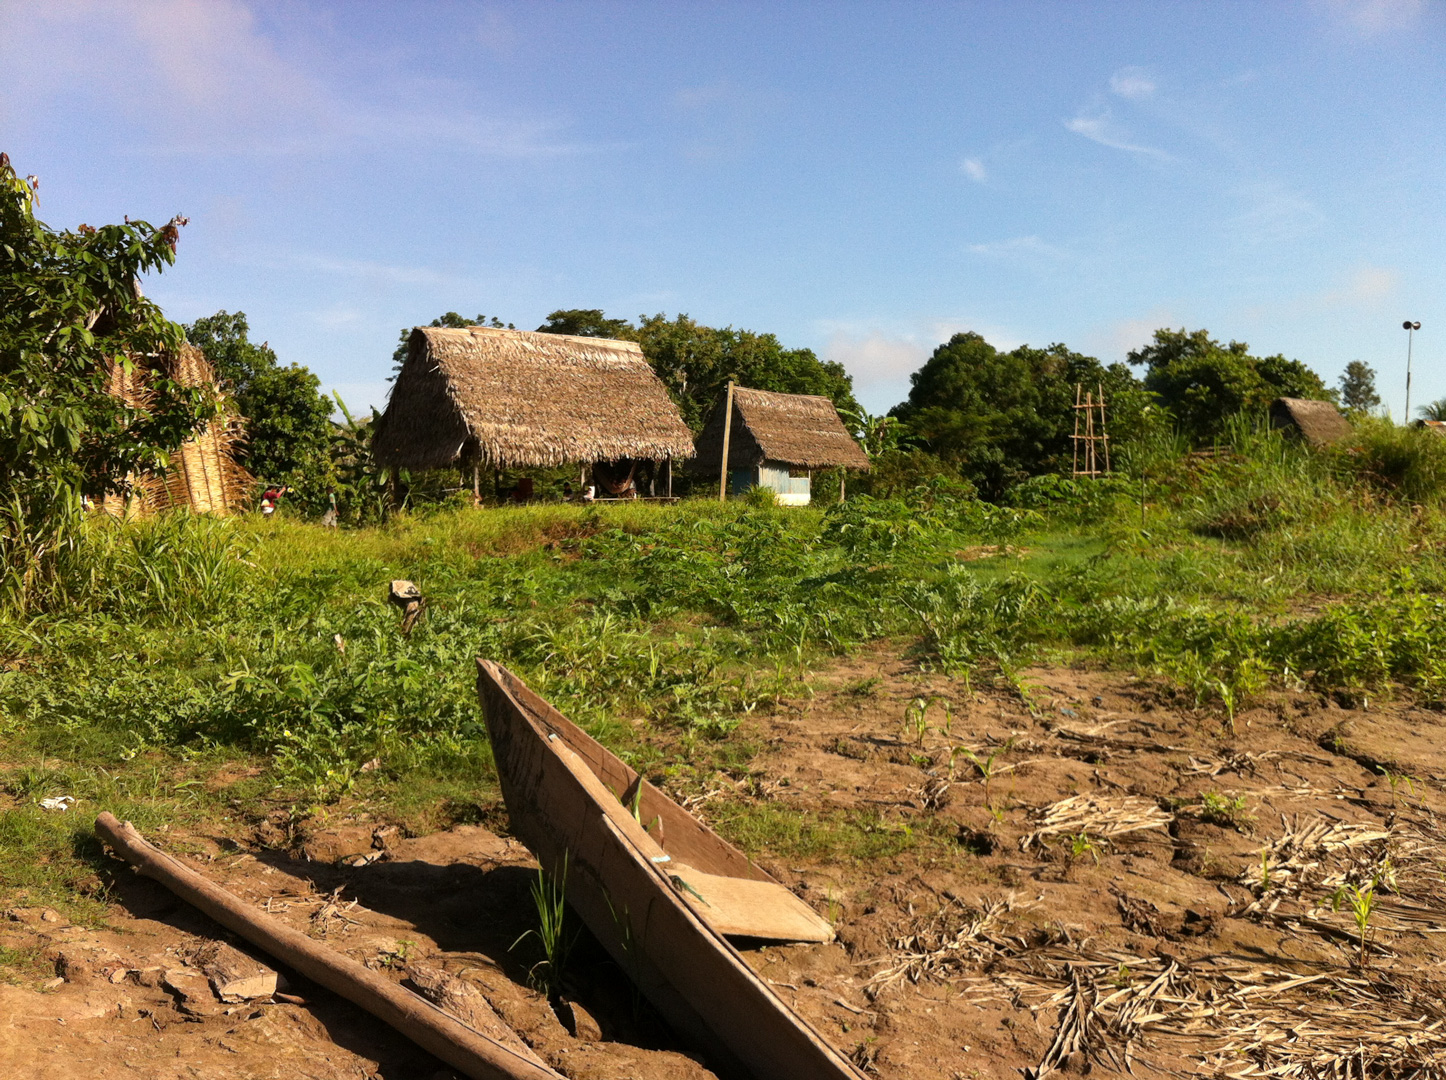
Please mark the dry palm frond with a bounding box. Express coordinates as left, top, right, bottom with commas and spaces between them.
863, 895, 1023, 996
1021, 795, 1172, 852
1238, 814, 1446, 940
1200, 967, 1446, 1079
969, 950, 1196, 1079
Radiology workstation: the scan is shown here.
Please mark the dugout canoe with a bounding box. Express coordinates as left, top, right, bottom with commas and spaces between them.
476, 659, 866, 1080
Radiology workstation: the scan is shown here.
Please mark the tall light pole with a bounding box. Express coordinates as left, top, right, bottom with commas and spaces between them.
1404, 320, 1421, 422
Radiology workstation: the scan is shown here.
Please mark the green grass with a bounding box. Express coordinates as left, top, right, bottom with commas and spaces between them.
4, 417, 1446, 914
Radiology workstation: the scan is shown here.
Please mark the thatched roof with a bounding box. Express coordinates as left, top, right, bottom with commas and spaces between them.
102, 343, 250, 516
692, 387, 871, 473
372, 326, 694, 469
1269, 397, 1353, 448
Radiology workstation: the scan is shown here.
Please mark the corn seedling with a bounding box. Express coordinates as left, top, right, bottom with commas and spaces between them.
1326, 877, 1380, 968
1066, 832, 1101, 877
1199, 791, 1253, 832
902, 696, 951, 749
512, 853, 577, 999
1378, 767, 1420, 808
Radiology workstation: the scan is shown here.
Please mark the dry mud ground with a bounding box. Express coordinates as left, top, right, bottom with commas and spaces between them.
5, 645, 1446, 1079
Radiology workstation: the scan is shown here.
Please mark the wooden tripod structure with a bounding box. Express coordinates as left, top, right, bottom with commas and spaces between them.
1071, 383, 1111, 477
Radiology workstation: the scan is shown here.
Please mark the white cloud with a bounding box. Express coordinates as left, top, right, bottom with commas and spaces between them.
1229, 181, 1324, 244
1246, 264, 1400, 321
311, 304, 366, 329
1064, 109, 1172, 160
1109, 68, 1156, 100
961, 157, 987, 183
1320, 0, 1427, 34
1329, 265, 1398, 306
966, 235, 1069, 264
0, 0, 587, 159
1081, 311, 1178, 364
820, 319, 1030, 412
239, 249, 490, 291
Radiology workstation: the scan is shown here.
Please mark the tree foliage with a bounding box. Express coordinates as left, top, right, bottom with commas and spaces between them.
892, 332, 1149, 497
1128, 328, 1332, 442
185, 311, 334, 490
0, 152, 210, 608
1339, 360, 1382, 414
537, 309, 859, 431
535, 308, 637, 340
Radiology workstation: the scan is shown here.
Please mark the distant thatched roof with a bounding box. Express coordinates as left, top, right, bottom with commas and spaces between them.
102, 343, 250, 516
1269, 397, 1353, 448
692, 387, 871, 473
1413, 419, 1446, 436
372, 326, 695, 470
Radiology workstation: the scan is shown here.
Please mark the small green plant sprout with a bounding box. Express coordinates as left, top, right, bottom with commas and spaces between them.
825, 887, 843, 926
950, 737, 1014, 784
1068, 831, 1101, 873
1214, 679, 1238, 735
377, 939, 414, 968
1198, 791, 1253, 832
902, 696, 951, 748
1325, 877, 1379, 968
511, 853, 578, 999
1257, 847, 1273, 895
1377, 766, 1419, 808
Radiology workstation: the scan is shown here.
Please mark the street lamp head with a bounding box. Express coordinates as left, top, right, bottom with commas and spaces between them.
1404, 321, 1421, 330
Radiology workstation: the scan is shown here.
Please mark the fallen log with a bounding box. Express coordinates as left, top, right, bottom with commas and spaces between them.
94, 812, 559, 1080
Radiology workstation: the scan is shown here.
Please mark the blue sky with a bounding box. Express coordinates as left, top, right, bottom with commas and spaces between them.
3, 0, 1443, 419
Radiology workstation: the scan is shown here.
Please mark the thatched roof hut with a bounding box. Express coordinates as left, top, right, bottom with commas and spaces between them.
101, 343, 250, 516
372, 326, 694, 470
692, 387, 871, 475
1269, 397, 1353, 448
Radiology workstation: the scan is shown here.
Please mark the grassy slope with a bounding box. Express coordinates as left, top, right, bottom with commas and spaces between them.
4, 420, 1446, 922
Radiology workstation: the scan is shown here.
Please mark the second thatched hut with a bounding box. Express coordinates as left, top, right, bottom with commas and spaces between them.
692, 386, 870, 505
372, 326, 694, 499
1268, 397, 1353, 448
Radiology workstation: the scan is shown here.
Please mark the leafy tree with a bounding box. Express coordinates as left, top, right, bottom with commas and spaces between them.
635, 313, 858, 430
892, 332, 1147, 497
391, 312, 514, 372
535, 308, 637, 340
535, 308, 859, 431
1339, 361, 1382, 413
185, 311, 333, 491
840, 406, 907, 459
0, 152, 210, 608
1128, 328, 1332, 442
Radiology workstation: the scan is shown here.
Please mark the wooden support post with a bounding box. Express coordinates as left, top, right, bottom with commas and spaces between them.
666, 456, 673, 498
718, 380, 735, 503
839, 471, 846, 504
93, 814, 559, 1080
472, 464, 481, 506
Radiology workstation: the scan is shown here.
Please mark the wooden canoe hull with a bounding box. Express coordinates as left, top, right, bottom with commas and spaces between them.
476, 659, 865, 1080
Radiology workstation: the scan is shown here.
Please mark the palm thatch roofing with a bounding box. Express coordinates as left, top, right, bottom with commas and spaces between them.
692, 387, 871, 473
102, 343, 251, 516
1269, 397, 1353, 448
372, 326, 694, 470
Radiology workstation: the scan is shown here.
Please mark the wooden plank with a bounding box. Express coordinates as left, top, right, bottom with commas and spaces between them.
94, 813, 561, 1080
476, 660, 865, 1080
669, 864, 834, 943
